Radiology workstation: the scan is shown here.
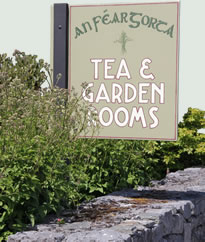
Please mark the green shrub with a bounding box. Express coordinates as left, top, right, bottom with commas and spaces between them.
67, 108, 205, 200
143, 108, 205, 174
0, 51, 204, 241
66, 139, 160, 197
0, 52, 97, 240
0, 50, 47, 90
159, 108, 205, 171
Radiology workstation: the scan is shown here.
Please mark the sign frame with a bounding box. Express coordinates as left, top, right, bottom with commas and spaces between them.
53, 1, 180, 141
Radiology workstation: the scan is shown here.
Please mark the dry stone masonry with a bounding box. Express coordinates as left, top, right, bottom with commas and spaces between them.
8, 168, 205, 242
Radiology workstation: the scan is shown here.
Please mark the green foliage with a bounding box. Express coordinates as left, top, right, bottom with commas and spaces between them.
65, 109, 204, 201
158, 108, 205, 170
67, 139, 161, 198
0, 50, 48, 90
0, 51, 204, 241
0, 51, 97, 240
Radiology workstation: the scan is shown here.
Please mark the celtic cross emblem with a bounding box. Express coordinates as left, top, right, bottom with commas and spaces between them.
114, 31, 132, 54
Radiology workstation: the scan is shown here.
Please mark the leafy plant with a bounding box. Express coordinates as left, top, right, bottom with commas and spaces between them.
66, 137, 163, 200
0, 50, 204, 241
0, 51, 97, 240
0, 50, 48, 90
67, 108, 204, 200
159, 108, 205, 170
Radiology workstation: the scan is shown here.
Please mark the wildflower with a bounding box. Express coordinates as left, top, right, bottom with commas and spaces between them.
57, 218, 65, 225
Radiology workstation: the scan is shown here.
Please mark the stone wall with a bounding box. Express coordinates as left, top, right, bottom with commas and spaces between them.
8, 168, 205, 242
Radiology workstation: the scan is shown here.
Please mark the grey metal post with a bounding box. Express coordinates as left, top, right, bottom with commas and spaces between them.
53, 3, 69, 88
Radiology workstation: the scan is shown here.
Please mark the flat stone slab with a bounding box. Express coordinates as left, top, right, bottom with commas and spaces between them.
8, 168, 205, 242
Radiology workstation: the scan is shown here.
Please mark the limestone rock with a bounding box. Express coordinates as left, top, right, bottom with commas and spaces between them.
7, 168, 205, 242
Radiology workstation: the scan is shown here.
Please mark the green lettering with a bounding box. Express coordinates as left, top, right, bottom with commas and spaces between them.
141, 15, 150, 26
102, 14, 111, 25
112, 12, 120, 24
164, 25, 174, 38
75, 27, 84, 39
121, 12, 128, 23
93, 16, 101, 32
148, 17, 157, 29
129, 12, 142, 28
156, 20, 167, 33
82, 21, 92, 33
